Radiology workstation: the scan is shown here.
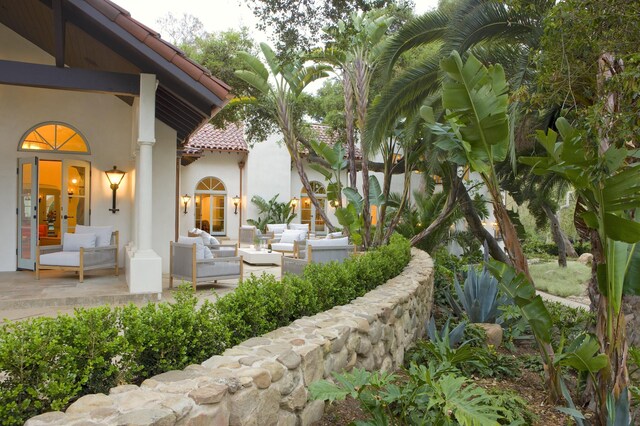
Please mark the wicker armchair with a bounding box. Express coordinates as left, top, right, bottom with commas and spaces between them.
281, 238, 355, 276
36, 230, 119, 283
170, 241, 243, 290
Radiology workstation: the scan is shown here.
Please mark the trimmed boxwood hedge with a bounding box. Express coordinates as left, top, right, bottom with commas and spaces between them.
0, 235, 411, 425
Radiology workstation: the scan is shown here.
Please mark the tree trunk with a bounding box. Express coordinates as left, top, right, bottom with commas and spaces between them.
457, 182, 510, 264
563, 232, 579, 258
541, 202, 567, 267
486, 181, 532, 283
373, 147, 393, 246
343, 72, 357, 189
292, 155, 336, 233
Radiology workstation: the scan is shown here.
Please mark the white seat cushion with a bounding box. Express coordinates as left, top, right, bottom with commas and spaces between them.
40, 251, 80, 267
63, 232, 97, 252
279, 229, 306, 244
326, 232, 344, 239
178, 236, 207, 260
75, 225, 114, 247
309, 237, 349, 247
271, 242, 294, 252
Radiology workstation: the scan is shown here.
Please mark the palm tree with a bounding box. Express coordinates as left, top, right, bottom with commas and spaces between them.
234, 43, 336, 231
364, 0, 554, 276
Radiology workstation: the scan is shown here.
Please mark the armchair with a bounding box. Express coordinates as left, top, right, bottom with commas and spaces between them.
170, 241, 243, 290
281, 238, 356, 276
36, 229, 119, 283
270, 229, 307, 258
239, 225, 273, 247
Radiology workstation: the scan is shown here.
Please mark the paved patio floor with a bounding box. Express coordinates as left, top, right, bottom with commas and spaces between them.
0, 263, 280, 323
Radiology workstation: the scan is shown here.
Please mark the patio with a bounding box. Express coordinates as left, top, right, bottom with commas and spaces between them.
0, 263, 280, 323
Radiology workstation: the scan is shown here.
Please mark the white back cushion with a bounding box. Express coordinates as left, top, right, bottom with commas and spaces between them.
289, 223, 309, 231
267, 223, 287, 234
209, 236, 221, 245
309, 237, 349, 247
178, 236, 206, 260
326, 231, 344, 239
63, 232, 97, 252
280, 229, 306, 244
75, 225, 114, 247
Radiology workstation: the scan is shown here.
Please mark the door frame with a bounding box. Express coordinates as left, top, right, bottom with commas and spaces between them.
17, 157, 39, 270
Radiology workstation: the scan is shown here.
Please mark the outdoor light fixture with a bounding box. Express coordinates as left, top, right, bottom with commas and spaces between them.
232, 195, 240, 214
181, 194, 191, 214
290, 197, 299, 214
105, 166, 126, 213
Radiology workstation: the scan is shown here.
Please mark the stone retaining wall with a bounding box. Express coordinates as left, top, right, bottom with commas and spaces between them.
27, 248, 434, 426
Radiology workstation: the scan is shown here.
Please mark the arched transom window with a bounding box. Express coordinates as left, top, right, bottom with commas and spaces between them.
19, 122, 90, 154
195, 177, 227, 235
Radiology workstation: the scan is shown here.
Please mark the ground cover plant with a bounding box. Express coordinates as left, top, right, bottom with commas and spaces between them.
528, 261, 591, 297
0, 235, 411, 425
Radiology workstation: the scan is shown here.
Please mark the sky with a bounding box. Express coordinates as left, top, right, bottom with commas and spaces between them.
119, 0, 440, 42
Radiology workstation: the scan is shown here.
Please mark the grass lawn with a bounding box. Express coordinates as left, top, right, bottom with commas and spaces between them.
529, 260, 590, 297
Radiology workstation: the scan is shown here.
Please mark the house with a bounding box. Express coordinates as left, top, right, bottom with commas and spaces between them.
178, 122, 423, 240
0, 0, 230, 294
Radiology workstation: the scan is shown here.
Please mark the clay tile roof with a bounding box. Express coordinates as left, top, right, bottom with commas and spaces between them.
308, 123, 362, 160
184, 123, 248, 154
95, 0, 231, 102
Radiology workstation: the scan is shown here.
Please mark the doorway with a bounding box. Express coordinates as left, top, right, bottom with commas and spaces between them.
17, 158, 91, 270
300, 181, 327, 235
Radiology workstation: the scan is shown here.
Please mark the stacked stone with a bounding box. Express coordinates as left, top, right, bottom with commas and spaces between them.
26, 249, 434, 426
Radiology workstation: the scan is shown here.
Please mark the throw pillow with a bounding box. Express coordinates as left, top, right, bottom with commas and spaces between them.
280, 229, 306, 244
63, 232, 97, 252
75, 225, 114, 247
178, 236, 206, 260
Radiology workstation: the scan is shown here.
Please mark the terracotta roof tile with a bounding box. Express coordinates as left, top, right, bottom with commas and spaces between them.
95, 0, 231, 105
184, 123, 248, 154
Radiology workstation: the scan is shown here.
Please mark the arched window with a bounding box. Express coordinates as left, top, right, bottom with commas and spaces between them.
300, 181, 326, 234
195, 177, 227, 235
19, 122, 90, 154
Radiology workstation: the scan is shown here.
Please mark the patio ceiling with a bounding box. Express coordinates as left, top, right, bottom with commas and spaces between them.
0, 0, 232, 144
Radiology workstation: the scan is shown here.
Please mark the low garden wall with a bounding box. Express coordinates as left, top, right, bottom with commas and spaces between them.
27, 248, 434, 426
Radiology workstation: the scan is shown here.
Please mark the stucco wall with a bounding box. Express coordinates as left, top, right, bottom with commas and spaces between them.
0, 23, 178, 273
26, 248, 434, 426
179, 152, 245, 240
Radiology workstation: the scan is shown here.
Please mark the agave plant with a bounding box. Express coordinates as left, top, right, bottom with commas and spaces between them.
453, 265, 508, 324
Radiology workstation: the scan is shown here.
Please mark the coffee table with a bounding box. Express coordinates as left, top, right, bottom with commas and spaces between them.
238, 248, 281, 265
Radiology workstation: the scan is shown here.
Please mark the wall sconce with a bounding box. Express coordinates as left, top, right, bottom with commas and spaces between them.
105, 166, 126, 213
181, 194, 191, 214
290, 197, 298, 214
232, 195, 240, 214
329, 199, 339, 208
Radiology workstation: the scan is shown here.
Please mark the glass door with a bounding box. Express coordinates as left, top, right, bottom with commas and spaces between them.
300, 196, 326, 235
62, 160, 90, 234
17, 158, 38, 270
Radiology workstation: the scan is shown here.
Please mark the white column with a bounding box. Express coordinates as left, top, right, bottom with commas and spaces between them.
137, 74, 156, 250
126, 73, 162, 295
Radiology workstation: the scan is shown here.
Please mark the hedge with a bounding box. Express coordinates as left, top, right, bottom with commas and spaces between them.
0, 235, 411, 425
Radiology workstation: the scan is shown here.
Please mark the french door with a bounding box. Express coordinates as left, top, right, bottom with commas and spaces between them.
17, 158, 38, 269
300, 196, 326, 235
17, 158, 90, 270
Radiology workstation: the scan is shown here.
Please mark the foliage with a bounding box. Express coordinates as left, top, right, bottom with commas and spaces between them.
528, 261, 590, 297
453, 264, 509, 324
546, 301, 595, 346
522, 117, 640, 422
0, 236, 411, 425
310, 362, 525, 426
246, 194, 295, 232
431, 248, 465, 308
523, 239, 591, 257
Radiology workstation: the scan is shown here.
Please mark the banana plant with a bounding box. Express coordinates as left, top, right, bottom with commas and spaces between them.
521, 117, 640, 424
334, 176, 384, 246
308, 140, 347, 208
234, 43, 336, 232
430, 50, 532, 282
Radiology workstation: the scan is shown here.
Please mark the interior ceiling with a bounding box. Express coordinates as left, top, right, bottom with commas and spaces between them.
0, 0, 209, 144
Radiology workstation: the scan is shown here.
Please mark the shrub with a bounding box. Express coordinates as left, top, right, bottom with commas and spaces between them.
0, 235, 412, 425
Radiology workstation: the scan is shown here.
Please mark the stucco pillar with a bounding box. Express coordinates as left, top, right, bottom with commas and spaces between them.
126, 73, 162, 295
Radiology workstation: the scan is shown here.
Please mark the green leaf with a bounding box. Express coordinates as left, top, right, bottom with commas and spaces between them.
236, 51, 268, 81
308, 379, 350, 402
555, 334, 608, 373
343, 188, 363, 214
604, 214, 640, 243
368, 176, 384, 207
308, 163, 332, 180
234, 70, 270, 95
259, 43, 280, 75
623, 243, 640, 295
